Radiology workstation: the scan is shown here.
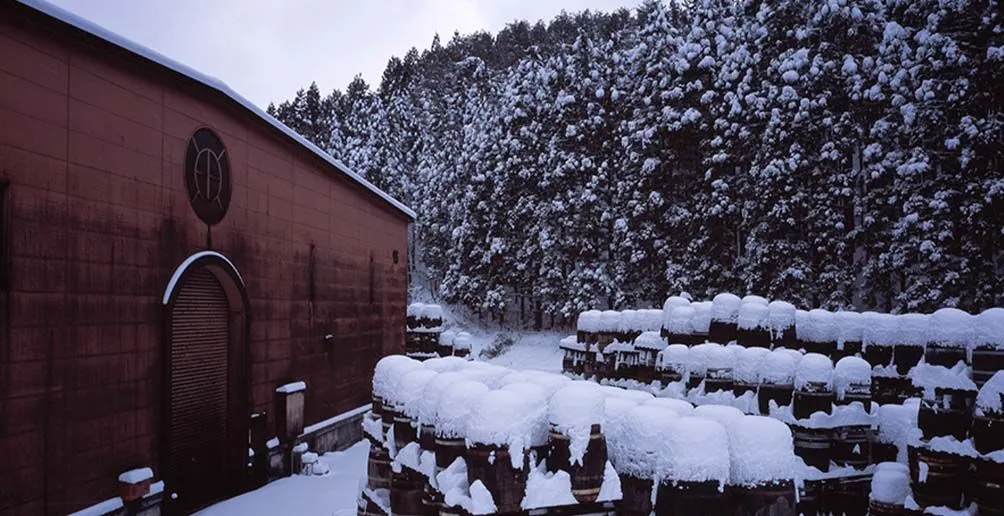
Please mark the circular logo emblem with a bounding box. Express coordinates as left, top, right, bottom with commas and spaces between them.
184, 128, 231, 225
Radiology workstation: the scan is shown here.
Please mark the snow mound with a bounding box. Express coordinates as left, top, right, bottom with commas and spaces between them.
691, 301, 714, 334
834, 311, 864, 344
645, 397, 695, 416
469, 480, 497, 514
577, 310, 602, 333
467, 388, 548, 468
863, 312, 898, 347
694, 404, 745, 427
658, 344, 690, 371
742, 295, 769, 306
805, 309, 837, 343
460, 362, 511, 388
609, 405, 678, 479
521, 461, 577, 509
395, 369, 438, 417
439, 330, 457, 347
436, 380, 491, 438
599, 311, 622, 332
728, 416, 797, 486
768, 301, 797, 332
976, 370, 1004, 416
712, 293, 742, 322
897, 313, 930, 346
795, 310, 811, 341
453, 332, 473, 351
669, 306, 698, 335
424, 355, 467, 373
834, 356, 871, 399
929, 308, 973, 348
871, 462, 911, 504
795, 353, 834, 390
618, 310, 638, 334
975, 308, 1004, 349
526, 372, 572, 398
738, 303, 769, 330
688, 343, 724, 377
662, 296, 692, 327
603, 386, 654, 403
635, 309, 664, 332
735, 347, 770, 384
373, 355, 422, 400
665, 417, 730, 484
908, 362, 976, 399
418, 371, 466, 425
877, 404, 916, 446
635, 331, 665, 351
762, 349, 799, 385
549, 383, 606, 466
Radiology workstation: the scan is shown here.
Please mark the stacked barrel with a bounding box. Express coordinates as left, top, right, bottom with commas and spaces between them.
405, 303, 443, 360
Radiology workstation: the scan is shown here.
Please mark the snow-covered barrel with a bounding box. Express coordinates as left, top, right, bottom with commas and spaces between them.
609, 404, 678, 516
972, 371, 1004, 455
465, 386, 548, 513
704, 343, 734, 394
757, 349, 798, 415
577, 309, 601, 345
809, 309, 839, 357
728, 416, 798, 515
687, 343, 718, 391
768, 301, 797, 349
873, 403, 915, 464
926, 308, 973, 367
434, 380, 489, 473
894, 313, 928, 374
654, 417, 732, 515
416, 370, 463, 452
691, 301, 713, 344
737, 303, 771, 349
392, 369, 438, 451
635, 309, 663, 339
617, 309, 639, 343
734, 347, 769, 399
910, 363, 977, 441
597, 310, 622, 348
862, 312, 897, 368
869, 462, 911, 515
908, 436, 977, 511
667, 306, 699, 346
437, 329, 456, 358
793, 353, 835, 420
405, 303, 443, 359
972, 454, 1004, 516
559, 335, 589, 376
547, 383, 607, 503
662, 296, 692, 339
406, 302, 424, 330
390, 453, 425, 516
373, 355, 423, 431
972, 308, 1004, 388
834, 311, 864, 360
656, 344, 689, 386
835, 356, 872, 410
451, 331, 472, 359
634, 331, 665, 383
710, 293, 742, 344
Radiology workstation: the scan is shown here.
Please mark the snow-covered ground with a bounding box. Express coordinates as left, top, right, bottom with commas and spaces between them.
197, 440, 370, 516
198, 325, 564, 515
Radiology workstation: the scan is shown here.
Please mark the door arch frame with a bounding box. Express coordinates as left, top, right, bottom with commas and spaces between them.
160, 250, 251, 510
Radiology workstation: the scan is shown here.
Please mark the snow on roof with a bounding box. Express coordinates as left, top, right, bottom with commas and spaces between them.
117, 467, 153, 484
18, 0, 416, 221
162, 250, 245, 305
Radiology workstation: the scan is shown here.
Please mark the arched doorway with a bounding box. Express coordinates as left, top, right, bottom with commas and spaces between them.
161, 251, 250, 513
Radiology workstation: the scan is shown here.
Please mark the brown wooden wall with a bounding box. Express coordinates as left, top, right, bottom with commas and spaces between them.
0, 6, 408, 514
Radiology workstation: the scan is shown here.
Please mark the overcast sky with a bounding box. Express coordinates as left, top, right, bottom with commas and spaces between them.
48, 0, 641, 108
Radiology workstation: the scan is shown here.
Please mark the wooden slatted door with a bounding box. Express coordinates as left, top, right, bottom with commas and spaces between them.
167, 267, 230, 511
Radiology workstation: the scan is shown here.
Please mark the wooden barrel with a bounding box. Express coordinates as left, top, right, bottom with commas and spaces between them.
709, 320, 737, 344
617, 474, 653, 516
828, 474, 871, 516
924, 344, 967, 368
547, 424, 606, 503
393, 412, 418, 451
833, 340, 863, 362
390, 467, 424, 516
972, 413, 1004, 455
367, 441, 391, 490
357, 490, 385, 516
733, 480, 797, 516
911, 445, 970, 510
405, 331, 422, 354
872, 376, 918, 406
864, 345, 893, 368
793, 387, 835, 420
686, 372, 706, 391
466, 443, 528, 514
737, 327, 771, 348
668, 332, 700, 346
892, 344, 924, 374
655, 480, 731, 515
419, 423, 435, 453
562, 354, 575, 375
733, 381, 758, 398
869, 499, 905, 516
422, 333, 439, 354
704, 368, 733, 394
831, 425, 872, 469
797, 479, 823, 516
802, 340, 837, 358
837, 383, 872, 412
872, 441, 899, 465
453, 348, 470, 359
792, 425, 831, 472
434, 435, 465, 474
372, 394, 383, 419
757, 383, 793, 416
437, 344, 453, 358
973, 457, 1004, 516
380, 401, 396, 436
973, 347, 1004, 388
421, 481, 444, 515
772, 326, 797, 350
918, 387, 975, 440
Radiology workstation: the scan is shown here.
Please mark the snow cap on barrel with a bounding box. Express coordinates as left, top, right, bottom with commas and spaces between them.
373, 355, 422, 399
711, 293, 742, 323
727, 416, 797, 486
929, 308, 973, 349
975, 308, 1004, 349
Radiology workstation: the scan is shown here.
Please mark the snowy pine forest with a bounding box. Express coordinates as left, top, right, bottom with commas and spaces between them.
267, 0, 1004, 322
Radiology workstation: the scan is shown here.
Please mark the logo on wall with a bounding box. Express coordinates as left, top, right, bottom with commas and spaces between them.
185, 128, 232, 226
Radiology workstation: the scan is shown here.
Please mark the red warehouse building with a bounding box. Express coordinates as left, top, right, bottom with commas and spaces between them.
0, 1, 414, 514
